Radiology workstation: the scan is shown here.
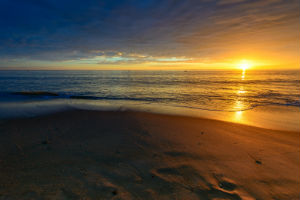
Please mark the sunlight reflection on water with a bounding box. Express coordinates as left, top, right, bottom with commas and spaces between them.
232, 71, 247, 123
241, 70, 245, 80
0, 70, 299, 130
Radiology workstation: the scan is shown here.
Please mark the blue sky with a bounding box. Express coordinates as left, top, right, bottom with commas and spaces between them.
0, 0, 299, 69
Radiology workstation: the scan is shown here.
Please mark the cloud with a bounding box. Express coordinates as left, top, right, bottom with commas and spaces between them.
78, 53, 191, 65
0, 0, 298, 68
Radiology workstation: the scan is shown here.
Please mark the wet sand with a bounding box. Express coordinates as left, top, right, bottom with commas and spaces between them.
0, 110, 299, 199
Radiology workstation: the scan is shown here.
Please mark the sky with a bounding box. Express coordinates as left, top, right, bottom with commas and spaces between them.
0, 0, 299, 70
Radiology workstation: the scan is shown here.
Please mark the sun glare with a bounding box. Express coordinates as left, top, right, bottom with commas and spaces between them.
238, 60, 252, 71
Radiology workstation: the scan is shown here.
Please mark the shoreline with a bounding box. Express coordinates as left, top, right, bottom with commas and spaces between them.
0, 99, 299, 132
0, 109, 299, 199
1, 107, 299, 133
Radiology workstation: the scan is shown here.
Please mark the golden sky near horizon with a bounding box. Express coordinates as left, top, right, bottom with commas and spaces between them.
0, 0, 299, 70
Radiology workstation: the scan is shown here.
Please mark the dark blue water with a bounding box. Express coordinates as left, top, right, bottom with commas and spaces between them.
0, 70, 299, 112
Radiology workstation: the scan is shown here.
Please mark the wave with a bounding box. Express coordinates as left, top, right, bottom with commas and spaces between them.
0, 90, 299, 118
0, 91, 174, 102
0, 98, 299, 120
1, 90, 299, 106
0, 96, 299, 120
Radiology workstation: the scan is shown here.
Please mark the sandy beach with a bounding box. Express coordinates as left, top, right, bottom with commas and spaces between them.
0, 110, 299, 200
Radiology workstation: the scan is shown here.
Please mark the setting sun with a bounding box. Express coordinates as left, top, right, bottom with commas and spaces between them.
238, 60, 252, 71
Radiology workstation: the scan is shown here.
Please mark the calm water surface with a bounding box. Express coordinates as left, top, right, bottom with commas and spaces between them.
0, 70, 299, 130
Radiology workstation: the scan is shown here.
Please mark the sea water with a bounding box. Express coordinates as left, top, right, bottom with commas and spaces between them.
0, 70, 299, 131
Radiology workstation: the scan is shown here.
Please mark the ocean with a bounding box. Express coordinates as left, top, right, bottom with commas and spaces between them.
0, 70, 299, 130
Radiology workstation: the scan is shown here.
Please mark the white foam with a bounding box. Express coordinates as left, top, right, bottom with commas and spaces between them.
0, 99, 299, 131
0, 99, 118, 119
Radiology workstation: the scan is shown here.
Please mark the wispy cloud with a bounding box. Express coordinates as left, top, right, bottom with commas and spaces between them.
0, 0, 298, 68
70, 53, 191, 65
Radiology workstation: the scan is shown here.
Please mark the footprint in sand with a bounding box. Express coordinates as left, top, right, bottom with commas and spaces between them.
214, 174, 237, 192
218, 180, 237, 191
156, 165, 242, 200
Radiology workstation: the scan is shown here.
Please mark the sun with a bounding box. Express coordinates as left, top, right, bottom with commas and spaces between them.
238, 60, 252, 71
